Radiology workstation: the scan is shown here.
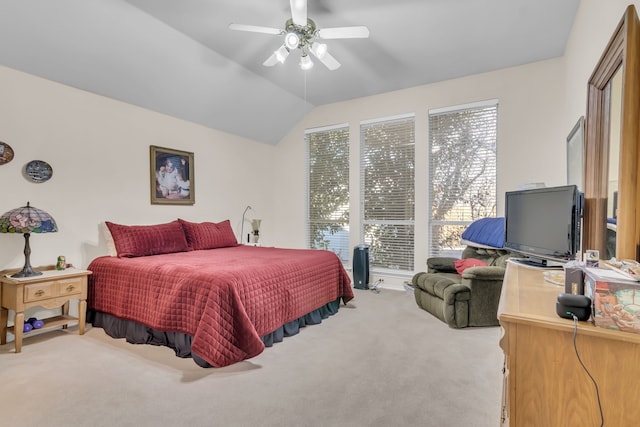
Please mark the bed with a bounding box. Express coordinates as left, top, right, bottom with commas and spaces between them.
87, 219, 353, 368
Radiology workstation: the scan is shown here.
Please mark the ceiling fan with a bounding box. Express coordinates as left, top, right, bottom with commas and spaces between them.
229, 0, 369, 71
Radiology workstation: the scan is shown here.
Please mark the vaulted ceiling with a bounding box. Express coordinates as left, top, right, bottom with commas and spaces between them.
0, 0, 580, 144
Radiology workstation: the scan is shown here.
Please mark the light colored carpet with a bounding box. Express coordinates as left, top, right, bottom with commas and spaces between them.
0, 288, 503, 427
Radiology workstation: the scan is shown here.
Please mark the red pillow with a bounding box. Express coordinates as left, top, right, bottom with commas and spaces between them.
454, 258, 488, 274
105, 220, 190, 258
178, 219, 238, 250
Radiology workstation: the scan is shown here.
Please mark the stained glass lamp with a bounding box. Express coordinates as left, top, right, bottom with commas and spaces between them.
0, 202, 58, 278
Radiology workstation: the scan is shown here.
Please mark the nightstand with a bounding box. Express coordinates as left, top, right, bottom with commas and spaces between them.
0, 267, 92, 353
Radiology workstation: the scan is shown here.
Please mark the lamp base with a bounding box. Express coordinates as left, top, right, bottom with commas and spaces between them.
11, 232, 42, 278
11, 266, 42, 278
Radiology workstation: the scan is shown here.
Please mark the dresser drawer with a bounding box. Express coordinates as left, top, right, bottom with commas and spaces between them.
23, 277, 83, 302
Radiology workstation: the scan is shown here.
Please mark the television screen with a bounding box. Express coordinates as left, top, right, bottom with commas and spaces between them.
504, 185, 583, 267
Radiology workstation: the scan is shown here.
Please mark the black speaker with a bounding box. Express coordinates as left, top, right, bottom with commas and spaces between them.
353, 245, 370, 289
556, 293, 592, 321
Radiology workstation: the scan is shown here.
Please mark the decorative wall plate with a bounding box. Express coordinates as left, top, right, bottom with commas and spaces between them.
24, 160, 53, 183
0, 141, 14, 165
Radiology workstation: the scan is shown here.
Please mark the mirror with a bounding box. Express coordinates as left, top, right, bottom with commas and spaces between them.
608, 69, 623, 221
606, 67, 622, 259
583, 5, 640, 261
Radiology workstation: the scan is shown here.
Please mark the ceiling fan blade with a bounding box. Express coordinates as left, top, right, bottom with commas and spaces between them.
290, 0, 308, 26
317, 26, 370, 39
229, 23, 283, 35
311, 50, 341, 71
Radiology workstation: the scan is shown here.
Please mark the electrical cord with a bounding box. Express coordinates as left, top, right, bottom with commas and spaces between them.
571, 314, 604, 427
369, 278, 383, 293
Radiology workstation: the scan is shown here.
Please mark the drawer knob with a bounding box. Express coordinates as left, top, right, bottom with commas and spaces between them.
35, 290, 45, 297
66, 284, 75, 292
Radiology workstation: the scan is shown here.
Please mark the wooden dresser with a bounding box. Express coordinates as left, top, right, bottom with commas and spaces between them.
498, 260, 640, 426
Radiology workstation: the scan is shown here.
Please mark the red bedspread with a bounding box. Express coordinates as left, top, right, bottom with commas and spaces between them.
87, 246, 353, 367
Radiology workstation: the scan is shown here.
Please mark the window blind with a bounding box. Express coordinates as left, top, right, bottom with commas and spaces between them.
428, 102, 498, 257
306, 125, 350, 263
360, 115, 415, 272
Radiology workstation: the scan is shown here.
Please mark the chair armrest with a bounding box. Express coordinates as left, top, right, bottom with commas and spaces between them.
442, 283, 471, 304
461, 266, 505, 281
427, 257, 458, 273
460, 266, 506, 327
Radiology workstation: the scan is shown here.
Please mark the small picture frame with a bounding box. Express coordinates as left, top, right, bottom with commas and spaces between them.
150, 145, 194, 205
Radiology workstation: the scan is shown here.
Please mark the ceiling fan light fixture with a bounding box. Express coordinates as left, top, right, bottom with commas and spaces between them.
274, 45, 290, 63
229, 0, 368, 72
284, 32, 300, 49
310, 42, 327, 59
299, 54, 314, 70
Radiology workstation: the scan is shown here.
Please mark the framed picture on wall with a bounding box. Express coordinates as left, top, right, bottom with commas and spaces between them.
150, 145, 195, 205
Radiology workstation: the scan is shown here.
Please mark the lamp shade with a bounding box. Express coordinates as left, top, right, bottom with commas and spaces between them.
310, 42, 327, 59
284, 32, 300, 50
299, 54, 313, 70
274, 45, 290, 64
0, 202, 57, 277
0, 202, 58, 234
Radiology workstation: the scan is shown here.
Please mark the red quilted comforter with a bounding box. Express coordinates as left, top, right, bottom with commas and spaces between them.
87, 246, 353, 367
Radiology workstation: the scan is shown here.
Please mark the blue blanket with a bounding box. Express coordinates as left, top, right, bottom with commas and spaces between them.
461, 217, 505, 249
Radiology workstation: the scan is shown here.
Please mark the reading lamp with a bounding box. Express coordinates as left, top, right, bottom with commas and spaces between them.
240, 205, 252, 243
0, 202, 58, 278
240, 205, 262, 244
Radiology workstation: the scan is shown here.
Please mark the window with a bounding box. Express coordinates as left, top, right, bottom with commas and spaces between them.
360, 114, 415, 272
428, 100, 498, 258
306, 124, 350, 263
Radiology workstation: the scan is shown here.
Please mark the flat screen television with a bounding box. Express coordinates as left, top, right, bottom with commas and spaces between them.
504, 184, 583, 267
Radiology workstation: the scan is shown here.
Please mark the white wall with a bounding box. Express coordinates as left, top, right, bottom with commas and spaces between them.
563, 0, 639, 124
271, 0, 640, 284
0, 66, 275, 272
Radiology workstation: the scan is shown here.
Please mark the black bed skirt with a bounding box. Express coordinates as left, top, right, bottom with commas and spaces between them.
88, 298, 342, 368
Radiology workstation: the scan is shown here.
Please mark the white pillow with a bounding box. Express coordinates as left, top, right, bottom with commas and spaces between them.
101, 222, 117, 257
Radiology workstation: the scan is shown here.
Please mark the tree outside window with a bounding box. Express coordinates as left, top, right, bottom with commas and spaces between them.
429, 102, 498, 258
306, 126, 350, 263
361, 116, 415, 272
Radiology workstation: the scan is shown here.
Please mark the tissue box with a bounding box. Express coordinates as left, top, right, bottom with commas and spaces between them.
584, 268, 640, 333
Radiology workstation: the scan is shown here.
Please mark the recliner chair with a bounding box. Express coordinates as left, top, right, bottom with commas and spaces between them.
411, 246, 510, 328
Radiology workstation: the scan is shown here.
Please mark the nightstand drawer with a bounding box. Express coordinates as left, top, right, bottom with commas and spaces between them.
23, 277, 83, 302
57, 278, 82, 296
24, 282, 57, 302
